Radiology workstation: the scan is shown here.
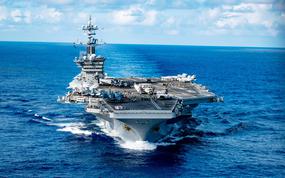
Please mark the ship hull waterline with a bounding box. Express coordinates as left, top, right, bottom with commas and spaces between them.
89, 111, 197, 142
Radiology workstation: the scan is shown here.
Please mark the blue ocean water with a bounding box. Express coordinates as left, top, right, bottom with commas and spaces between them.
0, 42, 284, 177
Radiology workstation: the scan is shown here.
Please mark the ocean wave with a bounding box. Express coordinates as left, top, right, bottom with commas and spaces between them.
29, 118, 47, 124
33, 113, 52, 121
28, 113, 54, 125
34, 113, 41, 118
200, 121, 264, 137
42, 116, 52, 121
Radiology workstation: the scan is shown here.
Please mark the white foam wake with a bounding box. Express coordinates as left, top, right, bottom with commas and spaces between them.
32, 113, 181, 150
42, 116, 51, 121
93, 119, 157, 151
30, 111, 93, 137
120, 141, 157, 150
56, 122, 92, 136
57, 126, 92, 136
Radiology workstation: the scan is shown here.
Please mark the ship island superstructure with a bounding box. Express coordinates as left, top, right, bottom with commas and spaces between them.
59, 17, 223, 142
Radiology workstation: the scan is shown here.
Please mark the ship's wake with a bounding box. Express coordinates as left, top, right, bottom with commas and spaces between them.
28, 110, 254, 151
56, 122, 92, 136
29, 111, 95, 137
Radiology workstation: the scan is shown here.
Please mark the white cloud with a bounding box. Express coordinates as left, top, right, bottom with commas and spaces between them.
217, 3, 275, 29
112, 5, 157, 26
37, 6, 63, 23
10, 9, 33, 23
189, 2, 281, 36
231, 3, 272, 12
216, 3, 275, 29
11, 9, 22, 22
142, 10, 157, 25
162, 16, 180, 35
112, 7, 137, 25
0, 6, 8, 21
206, 8, 220, 19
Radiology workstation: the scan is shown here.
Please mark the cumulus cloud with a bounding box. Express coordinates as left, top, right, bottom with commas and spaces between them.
216, 3, 274, 28
214, 3, 280, 36
112, 5, 157, 26
11, 9, 22, 22
191, 2, 283, 36
0, 4, 62, 24
10, 9, 32, 23
36, 6, 63, 23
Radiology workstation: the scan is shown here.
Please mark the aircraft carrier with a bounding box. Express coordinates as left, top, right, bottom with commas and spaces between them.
59, 17, 223, 142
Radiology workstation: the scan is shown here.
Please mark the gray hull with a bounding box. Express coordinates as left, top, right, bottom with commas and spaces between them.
93, 113, 194, 142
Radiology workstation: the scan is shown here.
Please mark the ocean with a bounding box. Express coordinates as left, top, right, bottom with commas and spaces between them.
0, 42, 284, 177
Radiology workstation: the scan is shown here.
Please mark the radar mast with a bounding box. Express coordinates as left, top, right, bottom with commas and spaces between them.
75, 16, 105, 80
82, 16, 98, 56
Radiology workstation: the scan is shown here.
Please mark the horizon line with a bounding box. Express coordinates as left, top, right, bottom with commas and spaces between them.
0, 40, 284, 49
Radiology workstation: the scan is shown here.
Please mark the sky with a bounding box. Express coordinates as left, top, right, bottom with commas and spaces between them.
0, 0, 285, 47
